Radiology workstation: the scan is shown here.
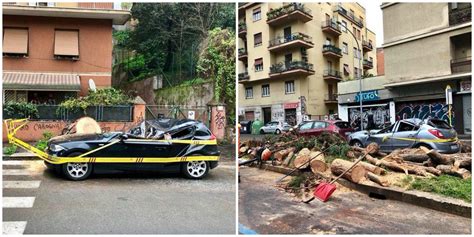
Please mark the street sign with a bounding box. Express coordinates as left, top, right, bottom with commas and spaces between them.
188, 110, 195, 120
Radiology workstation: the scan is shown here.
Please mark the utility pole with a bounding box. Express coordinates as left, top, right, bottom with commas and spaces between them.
338, 21, 363, 131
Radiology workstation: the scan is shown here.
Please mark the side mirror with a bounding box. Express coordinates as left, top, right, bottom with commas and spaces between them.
120, 134, 129, 141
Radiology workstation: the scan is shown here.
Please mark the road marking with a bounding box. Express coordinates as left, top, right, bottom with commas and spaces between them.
3, 197, 35, 208
2, 221, 27, 235
3, 181, 41, 189
3, 169, 31, 176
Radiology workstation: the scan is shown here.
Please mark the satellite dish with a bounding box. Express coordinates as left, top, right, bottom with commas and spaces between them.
88, 79, 97, 92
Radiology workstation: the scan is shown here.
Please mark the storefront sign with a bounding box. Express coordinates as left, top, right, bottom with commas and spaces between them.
284, 102, 299, 109
355, 90, 379, 102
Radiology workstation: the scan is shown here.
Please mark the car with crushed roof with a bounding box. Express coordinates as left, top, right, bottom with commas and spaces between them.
348, 118, 459, 154
45, 118, 220, 180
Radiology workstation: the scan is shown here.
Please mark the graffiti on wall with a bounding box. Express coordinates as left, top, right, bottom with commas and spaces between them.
214, 111, 225, 129
396, 101, 451, 122
349, 105, 390, 131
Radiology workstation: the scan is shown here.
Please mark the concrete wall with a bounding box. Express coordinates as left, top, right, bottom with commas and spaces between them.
3, 15, 114, 95
154, 81, 214, 107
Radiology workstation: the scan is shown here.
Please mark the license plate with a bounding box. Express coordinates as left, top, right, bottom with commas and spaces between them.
450, 144, 458, 150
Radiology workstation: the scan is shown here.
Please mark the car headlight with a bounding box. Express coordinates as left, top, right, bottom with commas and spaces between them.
49, 144, 65, 152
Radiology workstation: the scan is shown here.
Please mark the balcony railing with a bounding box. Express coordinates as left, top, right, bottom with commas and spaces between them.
323, 69, 342, 80
321, 20, 341, 35
362, 40, 373, 51
325, 94, 338, 102
363, 59, 374, 68
238, 71, 250, 81
322, 44, 342, 57
449, 6, 472, 25
268, 32, 312, 47
270, 61, 314, 74
451, 56, 472, 73
238, 22, 246, 32
334, 5, 363, 27
238, 48, 247, 56
266, 3, 312, 25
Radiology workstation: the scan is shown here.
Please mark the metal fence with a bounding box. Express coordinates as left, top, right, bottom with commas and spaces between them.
3, 105, 134, 122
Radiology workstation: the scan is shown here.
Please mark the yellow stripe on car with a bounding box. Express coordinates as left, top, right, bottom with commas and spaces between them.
382, 136, 458, 143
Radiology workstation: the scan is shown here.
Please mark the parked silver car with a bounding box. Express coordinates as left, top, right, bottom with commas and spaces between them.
348, 118, 460, 153
260, 121, 291, 134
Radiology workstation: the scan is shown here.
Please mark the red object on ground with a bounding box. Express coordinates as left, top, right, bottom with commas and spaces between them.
313, 183, 337, 202
261, 148, 272, 161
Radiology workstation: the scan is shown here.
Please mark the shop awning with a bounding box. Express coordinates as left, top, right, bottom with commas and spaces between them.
3, 72, 81, 91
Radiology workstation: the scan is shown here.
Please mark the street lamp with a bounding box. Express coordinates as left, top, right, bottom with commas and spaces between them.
336, 20, 363, 131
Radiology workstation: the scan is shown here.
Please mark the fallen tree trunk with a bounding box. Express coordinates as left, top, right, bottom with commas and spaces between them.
420, 147, 454, 165
274, 147, 295, 162
309, 151, 327, 173
367, 172, 389, 187
400, 154, 430, 163
365, 154, 382, 166
436, 165, 472, 179
330, 159, 367, 183
359, 161, 385, 175
366, 142, 380, 155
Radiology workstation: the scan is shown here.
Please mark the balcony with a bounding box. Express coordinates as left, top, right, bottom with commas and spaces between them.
269, 61, 314, 79
363, 59, 374, 69
322, 45, 342, 59
321, 20, 341, 36
268, 32, 314, 53
238, 22, 247, 39
451, 57, 472, 74
334, 5, 363, 27
362, 40, 373, 52
238, 48, 248, 61
449, 6, 471, 26
323, 69, 343, 82
238, 71, 250, 82
324, 94, 338, 104
266, 3, 312, 27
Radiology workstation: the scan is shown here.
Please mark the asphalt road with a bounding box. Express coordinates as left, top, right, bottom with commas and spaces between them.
239, 166, 471, 234
3, 159, 236, 234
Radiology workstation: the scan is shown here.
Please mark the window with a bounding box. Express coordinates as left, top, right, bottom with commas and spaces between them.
300, 122, 313, 130
357, 29, 361, 40
343, 64, 350, 75
354, 67, 359, 78
253, 7, 261, 21
283, 27, 291, 38
369, 56, 373, 62
254, 32, 262, 47
3, 28, 28, 56
341, 21, 347, 32
285, 81, 295, 94
396, 122, 416, 132
353, 26, 356, 36
254, 58, 263, 72
353, 47, 361, 59
342, 42, 348, 54
325, 37, 331, 45
314, 121, 328, 129
284, 53, 292, 63
262, 84, 270, 97
54, 29, 79, 58
245, 87, 253, 99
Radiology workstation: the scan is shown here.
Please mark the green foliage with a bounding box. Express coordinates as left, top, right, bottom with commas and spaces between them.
4, 102, 39, 119
288, 175, 305, 188
58, 88, 132, 112
326, 143, 351, 158
197, 28, 236, 122
410, 175, 471, 202
35, 131, 54, 152
3, 144, 17, 155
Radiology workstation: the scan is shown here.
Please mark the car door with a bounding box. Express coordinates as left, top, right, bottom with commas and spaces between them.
308, 121, 327, 137
269, 122, 278, 133
391, 121, 418, 150
367, 122, 396, 152
298, 121, 314, 137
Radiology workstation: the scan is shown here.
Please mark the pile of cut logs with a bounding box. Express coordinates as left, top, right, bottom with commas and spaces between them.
240, 134, 472, 188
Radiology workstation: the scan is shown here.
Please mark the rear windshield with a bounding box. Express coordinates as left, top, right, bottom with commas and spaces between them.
428, 119, 451, 129
335, 122, 351, 129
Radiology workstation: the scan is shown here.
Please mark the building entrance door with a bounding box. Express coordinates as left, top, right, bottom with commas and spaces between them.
285, 109, 297, 126
463, 94, 471, 134
263, 107, 271, 124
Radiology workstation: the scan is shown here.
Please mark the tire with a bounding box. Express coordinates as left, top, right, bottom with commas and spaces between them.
181, 160, 210, 179
275, 129, 281, 135
260, 129, 265, 134
61, 152, 93, 181
351, 140, 363, 148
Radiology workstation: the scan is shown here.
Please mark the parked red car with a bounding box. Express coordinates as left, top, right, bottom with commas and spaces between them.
296, 120, 354, 140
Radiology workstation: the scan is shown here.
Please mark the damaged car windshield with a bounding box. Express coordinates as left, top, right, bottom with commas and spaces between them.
128, 119, 197, 139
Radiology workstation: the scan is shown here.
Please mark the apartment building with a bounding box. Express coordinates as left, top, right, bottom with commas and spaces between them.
237, 2, 377, 125
2, 2, 130, 104
382, 2, 471, 134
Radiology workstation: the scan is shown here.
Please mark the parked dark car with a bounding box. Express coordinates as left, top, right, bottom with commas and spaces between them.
296, 120, 354, 140
239, 120, 253, 134
45, 119, 219, 181
348, 118, 459, 153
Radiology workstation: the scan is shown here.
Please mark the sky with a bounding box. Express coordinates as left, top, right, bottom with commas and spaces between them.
360, 1, 384, 47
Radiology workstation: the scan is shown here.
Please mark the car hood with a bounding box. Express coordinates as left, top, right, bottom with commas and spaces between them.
48, 132, 121, 145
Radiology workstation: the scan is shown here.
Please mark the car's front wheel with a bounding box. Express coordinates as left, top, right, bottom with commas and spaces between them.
260, 129, 265, 134
182, 160, 209, 179
351, 140, 363, 148
61, 152, 93, 181
275, 129, 281, 135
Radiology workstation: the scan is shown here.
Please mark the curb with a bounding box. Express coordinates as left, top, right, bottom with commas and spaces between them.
3, 155, 39, 160
246, 164, 471, 218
